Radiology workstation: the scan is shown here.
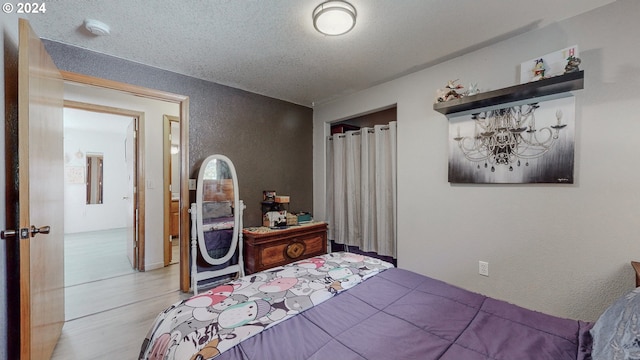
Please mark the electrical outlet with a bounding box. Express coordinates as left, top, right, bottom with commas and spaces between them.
188, 179, 197, 190
479, 261, 489, 276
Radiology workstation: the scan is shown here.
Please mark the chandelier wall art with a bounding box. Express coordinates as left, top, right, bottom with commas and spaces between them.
448, 96, 575, 184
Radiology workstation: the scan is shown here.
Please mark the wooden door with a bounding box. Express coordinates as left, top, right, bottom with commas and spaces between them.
17, 18, 65, 359
125, 119, 137, 269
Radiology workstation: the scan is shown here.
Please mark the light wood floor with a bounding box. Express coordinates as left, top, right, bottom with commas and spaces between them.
64, 229, 135, 287
52, 230, 189, 360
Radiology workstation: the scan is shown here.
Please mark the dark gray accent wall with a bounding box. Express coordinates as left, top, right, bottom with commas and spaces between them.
43, 40, 313, 226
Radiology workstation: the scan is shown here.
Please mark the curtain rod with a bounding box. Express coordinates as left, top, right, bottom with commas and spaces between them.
328, 126, 390, 139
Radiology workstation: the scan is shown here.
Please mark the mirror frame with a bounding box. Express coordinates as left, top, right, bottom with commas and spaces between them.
195, 154, 240, 265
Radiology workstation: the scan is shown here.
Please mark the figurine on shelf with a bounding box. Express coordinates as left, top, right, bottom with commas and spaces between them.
564, 55, 581, 73
466, 83, 479, 96
435, 79, 465, 103
531, 59, 546, 81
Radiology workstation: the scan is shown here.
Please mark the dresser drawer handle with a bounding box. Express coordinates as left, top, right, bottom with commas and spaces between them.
285, 241, 306, 259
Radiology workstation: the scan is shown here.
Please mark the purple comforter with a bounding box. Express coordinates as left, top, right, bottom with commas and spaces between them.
216, 268, 593, 360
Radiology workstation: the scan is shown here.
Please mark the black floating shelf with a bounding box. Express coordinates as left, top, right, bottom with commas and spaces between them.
433, 71, 584, 116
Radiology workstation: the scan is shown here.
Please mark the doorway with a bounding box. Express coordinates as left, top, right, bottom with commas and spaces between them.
63, 106, 139, 291
164, 115, 181, 266
326, 105, 398, 263
61, 71, 192, 291
57, 93, 187, 355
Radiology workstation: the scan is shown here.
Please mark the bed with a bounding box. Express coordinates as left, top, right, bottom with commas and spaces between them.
140, 252, 640, 359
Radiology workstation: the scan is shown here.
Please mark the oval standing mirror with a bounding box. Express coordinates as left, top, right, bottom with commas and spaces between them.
196, 154, 240, 265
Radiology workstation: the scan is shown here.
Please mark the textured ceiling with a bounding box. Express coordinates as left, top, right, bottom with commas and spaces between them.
27, 0, 615, 107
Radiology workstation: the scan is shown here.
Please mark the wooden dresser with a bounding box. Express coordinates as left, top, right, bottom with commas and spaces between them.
243, 222, 327, 274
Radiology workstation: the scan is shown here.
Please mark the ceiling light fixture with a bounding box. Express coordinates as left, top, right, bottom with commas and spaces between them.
313, 1, 356, 36
84, 19, 111, 36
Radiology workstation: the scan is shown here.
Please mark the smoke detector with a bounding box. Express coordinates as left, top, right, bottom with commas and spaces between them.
84, 19, 110, 36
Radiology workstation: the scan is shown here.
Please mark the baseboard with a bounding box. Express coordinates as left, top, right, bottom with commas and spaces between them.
145, 261, 165, 271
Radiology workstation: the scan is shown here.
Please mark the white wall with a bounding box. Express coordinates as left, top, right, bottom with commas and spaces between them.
63, 108, 131, 233
313, 0, 640, 321
64, 83, 180, 270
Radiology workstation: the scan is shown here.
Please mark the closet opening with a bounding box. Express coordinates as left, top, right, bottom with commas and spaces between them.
326, 105, 398, 267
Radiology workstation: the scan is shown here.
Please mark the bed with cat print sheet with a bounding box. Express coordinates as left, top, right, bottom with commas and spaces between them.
139, 252, 393, 359
140, 251, 602, 360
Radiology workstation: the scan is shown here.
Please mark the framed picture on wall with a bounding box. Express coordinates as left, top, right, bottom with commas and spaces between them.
65, 166, 85, 184
448, 96, 575, 184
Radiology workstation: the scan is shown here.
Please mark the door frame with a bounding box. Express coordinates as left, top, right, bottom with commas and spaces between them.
61, 71, 192, 290
163, 114, 180, 266
63, 100, 144, 270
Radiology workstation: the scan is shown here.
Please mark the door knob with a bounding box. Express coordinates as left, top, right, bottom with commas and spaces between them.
30, 225, 51, 237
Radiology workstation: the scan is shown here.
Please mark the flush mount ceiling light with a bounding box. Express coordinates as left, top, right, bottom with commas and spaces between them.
84, 19, 111, 36
313, 1, 356, 36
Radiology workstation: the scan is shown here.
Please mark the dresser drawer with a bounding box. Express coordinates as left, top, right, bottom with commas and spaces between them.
259, 233, 325, 268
